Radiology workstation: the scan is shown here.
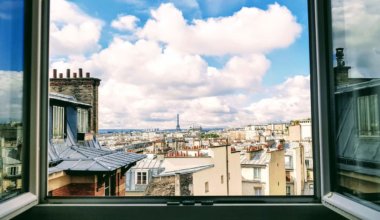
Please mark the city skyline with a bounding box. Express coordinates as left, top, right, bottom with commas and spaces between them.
49, 0, 311, 129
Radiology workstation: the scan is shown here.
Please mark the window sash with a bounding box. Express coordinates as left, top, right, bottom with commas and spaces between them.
357, 95, 379, 136
52, 106, 65, 139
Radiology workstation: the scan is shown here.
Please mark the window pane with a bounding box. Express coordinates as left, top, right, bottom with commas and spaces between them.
49, 0, 313, 197
0, 0, 25, 202
332, 0, 380, 209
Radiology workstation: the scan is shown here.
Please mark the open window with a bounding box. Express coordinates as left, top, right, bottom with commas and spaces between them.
314, 0, 380, 219
0, 0, 47, 219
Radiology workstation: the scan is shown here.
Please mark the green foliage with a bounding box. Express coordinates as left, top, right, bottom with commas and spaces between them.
201, 133, 219, 138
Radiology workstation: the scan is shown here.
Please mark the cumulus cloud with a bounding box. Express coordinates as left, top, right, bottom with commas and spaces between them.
332, 0, 380, 78
246, 75, 311, 123
111, 15, 140, 31
49, 2, 307, 129
0, 71, 23, 123
139, 3, 302, 55
50, 0, 103, 57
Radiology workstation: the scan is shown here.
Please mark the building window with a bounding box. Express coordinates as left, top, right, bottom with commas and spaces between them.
221, 175, 224, 184
357, 94, 379, 136
105, 176, 110, 196
285, 156, 293, 169
305, 159, 310, 169
254, 187, 262, 196
205, 182, 209, 193
253, 168, 261, 180
52, 106, 65, 139
7, 167, 20, 176
286, 186, 291, 196
77, 108, 89, 133
136, 172, 148, 185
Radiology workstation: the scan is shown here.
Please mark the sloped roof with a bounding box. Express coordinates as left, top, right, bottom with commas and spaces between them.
49, 92, 91, 107
240, 150, 271, 166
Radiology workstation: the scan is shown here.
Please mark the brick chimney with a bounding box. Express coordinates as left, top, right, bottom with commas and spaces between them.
334, 48, 351, 86
49, 68, 101, 134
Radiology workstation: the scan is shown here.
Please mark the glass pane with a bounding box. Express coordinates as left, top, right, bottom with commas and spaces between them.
332, 0, 380, 209
48, 0, 313, 197
0, 0, 25, 202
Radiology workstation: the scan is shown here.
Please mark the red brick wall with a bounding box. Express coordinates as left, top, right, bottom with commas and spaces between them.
51, 183, 96, 196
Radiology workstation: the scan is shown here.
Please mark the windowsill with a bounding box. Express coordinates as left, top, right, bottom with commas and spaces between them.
0, 192, 38, 220
322, 192, 380, 219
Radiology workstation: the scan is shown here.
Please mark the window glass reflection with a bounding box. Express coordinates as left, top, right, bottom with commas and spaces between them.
332, 0, 380, 209
0, 0, 25, 202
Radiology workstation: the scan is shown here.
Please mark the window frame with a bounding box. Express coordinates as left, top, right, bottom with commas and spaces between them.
0, 0, 45, 219
135, 171, 148, 185
313, 0, 380, 219
8, 0, 376, 219
41, 0, 320, 206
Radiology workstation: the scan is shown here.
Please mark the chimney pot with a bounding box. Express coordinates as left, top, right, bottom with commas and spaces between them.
66, 69, 71, 78
59, 73, 63, 78
86, 72, 90, 78
73, 72, 77, 78
79, 68, 83, 78
53, 69, 57, 78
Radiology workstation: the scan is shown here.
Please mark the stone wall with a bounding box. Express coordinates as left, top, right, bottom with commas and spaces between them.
50, 68, 101, 134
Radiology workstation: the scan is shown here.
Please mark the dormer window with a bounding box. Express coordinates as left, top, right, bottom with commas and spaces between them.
357, 94, 379, 137
77, 108, 89, 133
52, 106, 65, 139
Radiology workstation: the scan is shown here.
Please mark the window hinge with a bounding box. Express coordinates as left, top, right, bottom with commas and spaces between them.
200, 200, 214, 206
166, 201, 180, 206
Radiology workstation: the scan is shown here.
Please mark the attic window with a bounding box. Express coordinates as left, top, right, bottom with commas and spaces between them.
357, 94, 379, 137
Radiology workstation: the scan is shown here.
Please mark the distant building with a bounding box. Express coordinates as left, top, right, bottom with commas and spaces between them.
241, 143, 286, 196
287, 118, 312, 142
125, 156, 164, 196
126, 144, 242, 196
0, 123, 23, 200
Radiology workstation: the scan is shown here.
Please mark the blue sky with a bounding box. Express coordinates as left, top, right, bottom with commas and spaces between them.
50, 0, 311, 129
0, 0, 24, 71
71, 0, 310, 86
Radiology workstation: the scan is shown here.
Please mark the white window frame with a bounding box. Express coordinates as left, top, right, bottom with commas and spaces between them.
253, 167, 261, 180
357, 94, 379, 137
0, 0, 42, 218
254, 187, 262, 196
135, 171, 148, 185
77, 108, 89, 133
52, 105, 65, 139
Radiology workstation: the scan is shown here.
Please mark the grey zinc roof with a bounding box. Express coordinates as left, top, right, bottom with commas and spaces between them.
156, 164, 214, 177
240, 150, 270, 166
49, 93, 91, 107
134, 158, 164, 169
49, 147, 146, 174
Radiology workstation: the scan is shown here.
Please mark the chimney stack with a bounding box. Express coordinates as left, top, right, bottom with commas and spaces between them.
86, 72, 90, 78
53, 69, 57, 78
66, 69, 71, 78
73, 72, 77, 78
59, 73, 63, 78
79, 68, 83, 78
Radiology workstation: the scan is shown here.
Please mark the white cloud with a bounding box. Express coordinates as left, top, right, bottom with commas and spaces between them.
49, 2, 307, 129
246, 75, 311, 123
0, 71, 23, 123
139, 3, 301, 55
332, 0, 380, 78
111, 15, 140, 31
50, 0, 103, 57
